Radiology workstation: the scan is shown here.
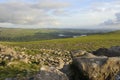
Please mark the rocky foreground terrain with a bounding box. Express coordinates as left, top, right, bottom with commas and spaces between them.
0, 44, 120, 80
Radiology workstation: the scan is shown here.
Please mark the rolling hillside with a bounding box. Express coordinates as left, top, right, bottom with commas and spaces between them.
0, 30, 120, 80
0, 28, 110, 42
1, 30, 120, 52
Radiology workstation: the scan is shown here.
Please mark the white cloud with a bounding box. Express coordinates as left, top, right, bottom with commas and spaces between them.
90, 1, 120, 13
84, 0, 120, 29
0, 0, 120, 29
101, 12, 120, 26
0, 0, 70, 28
33, 0, 70, 9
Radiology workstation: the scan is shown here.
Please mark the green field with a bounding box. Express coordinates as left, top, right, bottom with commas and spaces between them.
0, 28, 110, 42
1, 30, 120, 52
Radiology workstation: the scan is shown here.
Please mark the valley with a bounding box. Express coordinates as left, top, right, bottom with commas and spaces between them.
0, 28, 120, 80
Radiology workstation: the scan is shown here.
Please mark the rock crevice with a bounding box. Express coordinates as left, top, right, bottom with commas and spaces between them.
70, 46, 120, 80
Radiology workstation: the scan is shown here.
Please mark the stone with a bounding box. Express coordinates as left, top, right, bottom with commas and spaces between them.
71, 50, 87, 57
34, 66, 69, 80
115, 72, 120, 80
93, 46, 120, 57
71, 51, 120, 80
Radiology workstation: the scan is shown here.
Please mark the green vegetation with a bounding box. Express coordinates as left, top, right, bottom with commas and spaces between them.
0, 28, 109, 42
1, 30, 120, 52
0, 46, 71, 79
0, 61, 39, 80
0, 29, 120, 79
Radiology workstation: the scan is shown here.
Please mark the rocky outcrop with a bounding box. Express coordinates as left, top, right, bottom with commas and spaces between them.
5, 66, 69, 80
1, 45, 120, 80
34, 66, 69, 80
71, 48, 120, 80
0, 45, 72, 69
93, 46, 120, 57
0, 45, 71, 80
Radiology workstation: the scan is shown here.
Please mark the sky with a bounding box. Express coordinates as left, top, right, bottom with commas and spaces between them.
0, 0, 120, 29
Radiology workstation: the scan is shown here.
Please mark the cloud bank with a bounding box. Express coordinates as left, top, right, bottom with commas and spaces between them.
0, 0, 120, 29
0, 0, 70, 27
101, 13, 120, 26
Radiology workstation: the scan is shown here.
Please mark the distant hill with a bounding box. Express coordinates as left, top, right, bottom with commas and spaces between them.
0, 28, 111, 42
1, 30, 120, 52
